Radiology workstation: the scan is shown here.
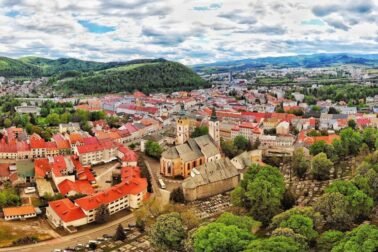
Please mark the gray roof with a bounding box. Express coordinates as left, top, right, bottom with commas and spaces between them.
162, 134, 219, 162
162, 147, 179, 159
182, 158, 239, 189
176, 144, 202, 162
193, 135, 219, 158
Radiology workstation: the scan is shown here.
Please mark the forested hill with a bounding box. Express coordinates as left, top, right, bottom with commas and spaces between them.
0, 56, 167, 77
59, 61, 209, 94
0, 57, 42, 77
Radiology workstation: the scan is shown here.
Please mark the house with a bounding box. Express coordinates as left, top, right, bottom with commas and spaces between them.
276, 121, 290, 135
59, 123, 81, 133
47, 177, 147, 231
3, 205, 37, 221
47, 198, 87, 230
75, 141, 118, 165
117, 146, 138, 167
231, 150, 263, 170
182, 158, 240, 201
30, 134, 46, 158
16, 160, 35, 183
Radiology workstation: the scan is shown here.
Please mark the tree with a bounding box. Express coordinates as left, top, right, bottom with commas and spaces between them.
347, 119, 357, 130
149, 212, 185, 251
332, 224, 378, 252
281, 189, 296, 210
95, 204, 110, 224
193, 222, 255, 252
145, 140, 163, 159
325, 180, 374, 222
332, 139, 348, 161
314, 192, 352, 230
362, 127, 377, 150
340, 127, 362, 155
231, 164, 285, 225
279, 214, 318, 241
215, 212, 261, 233
46, 113, 60, 126
312, 153, 333, 180
234, 135, 250, 151
309, 140, 327, 156
170, 187, 185, 203
270, 207, 323, 232
291, 148, 309, 179
114, 224, 126, 241
328, 107, 339, 114
191, 126, 208, 138
245, 236, 303, 252
221, 139, 238, 158
317, 230, 344, 252
4, 118, 11, 128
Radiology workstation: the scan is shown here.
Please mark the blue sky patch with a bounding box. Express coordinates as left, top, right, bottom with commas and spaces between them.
79, 20, 115, 33
5, 10, 20, 17
300, 19, 326, 26
193, 3, 222, 11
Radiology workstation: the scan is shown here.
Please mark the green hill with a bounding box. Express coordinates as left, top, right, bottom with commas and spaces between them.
0, 56, 207, 94
0, 57, 42, 77
59, 61, 209, 94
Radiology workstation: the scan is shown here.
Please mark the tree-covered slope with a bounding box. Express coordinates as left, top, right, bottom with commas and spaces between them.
60, 61, 208, 94
0, 57, 42, 77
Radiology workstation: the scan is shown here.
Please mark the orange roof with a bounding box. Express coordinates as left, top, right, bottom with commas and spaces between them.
75, 178, 147, 211
34, 158, 52, 178
3, 205, 36, 217
30, 134, 46, 149
58, 179, 94, 196
69, 133, 83, 144
48, 198, 86, 223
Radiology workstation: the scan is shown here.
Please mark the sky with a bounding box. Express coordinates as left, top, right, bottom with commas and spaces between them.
0, 0, 377, 64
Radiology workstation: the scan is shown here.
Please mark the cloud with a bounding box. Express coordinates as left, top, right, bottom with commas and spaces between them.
0, 0, 376, 64
218, 11, 258, 25
324, 19, 350, 31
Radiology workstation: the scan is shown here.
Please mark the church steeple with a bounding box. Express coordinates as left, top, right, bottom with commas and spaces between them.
209, 107, 220, 146
179, 103, 186, 117
210, 107, 217, 122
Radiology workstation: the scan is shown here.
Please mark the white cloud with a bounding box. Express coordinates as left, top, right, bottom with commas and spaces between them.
0, 0, 377, 64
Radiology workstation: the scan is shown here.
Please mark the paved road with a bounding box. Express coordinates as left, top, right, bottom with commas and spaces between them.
0, 214, 136, 252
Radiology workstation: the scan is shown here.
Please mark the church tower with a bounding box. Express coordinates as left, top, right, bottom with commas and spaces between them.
209, 107, 220, 146
176, 103, 190, 145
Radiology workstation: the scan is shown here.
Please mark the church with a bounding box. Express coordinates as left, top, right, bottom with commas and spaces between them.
160, 107, 221, 178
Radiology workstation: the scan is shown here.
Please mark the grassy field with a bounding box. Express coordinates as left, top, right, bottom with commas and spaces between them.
104, 62, 158, 72
0, 220, 53, 247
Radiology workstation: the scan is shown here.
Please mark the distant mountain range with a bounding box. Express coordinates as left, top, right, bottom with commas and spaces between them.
0, 56, 208, 94
192, 53, 378, 73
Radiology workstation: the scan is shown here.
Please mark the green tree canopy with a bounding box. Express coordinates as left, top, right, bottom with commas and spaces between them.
312, 152, 333, 180
245, 236, 303, 252
193, 222, 255, 252
332, 224, 378, 252
231, 164, 285, 225
291, 148, 310, 178
149, 212, 185, 251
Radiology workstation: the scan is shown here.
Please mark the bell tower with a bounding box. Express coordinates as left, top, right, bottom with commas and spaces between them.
208, 107, 220, 146
176, 103, 190, 145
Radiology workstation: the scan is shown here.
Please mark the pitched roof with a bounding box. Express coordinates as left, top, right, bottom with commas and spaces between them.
48, 198, 86, 223
3, 205, 36, 217
34, 158, 52, 178
75, 178, 147, 211
0, 163, 10, 177
58, 179, 94, 196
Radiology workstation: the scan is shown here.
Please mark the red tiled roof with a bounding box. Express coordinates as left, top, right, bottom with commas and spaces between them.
34, 158, 52, 178
52, 156, 67, 177
76, 141, 117, 154
58, 179, 94, 196
30, 135, 46, 149
75, 178, 147, 211
48, 198, 86, 223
